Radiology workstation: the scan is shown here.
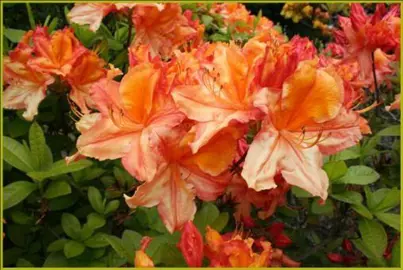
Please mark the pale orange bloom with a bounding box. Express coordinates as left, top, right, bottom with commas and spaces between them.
132, 4, 197, 58
29, 28, 87, 77
242, 61, 362, 199
68, 4, 115, 32
66, 51, 106, 114
172, 42, 268, 153
68, 3, 162, 32
76, 60, 185, 184
210, 3, 274, 35
124, 125, 239, 233
386, 94, 400, 111
3, 44, 54, 121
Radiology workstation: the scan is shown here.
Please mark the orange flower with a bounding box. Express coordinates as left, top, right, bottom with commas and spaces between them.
3, 43, 54, 121
132, 4, 197, 58
172, 42, 268, 153
204, 226, 273, 267
124, 125, 239, 233
75, 59, 185, 184
242, 60, 362, 199
134, 236, 154, 267
386, 94, 400, 111
68, 3, 163, 32
178, 221, 204, 267
66, 51, 106, 114
29, 27, 87, 76
335, 4, 400, 80
228, 173, 290, 222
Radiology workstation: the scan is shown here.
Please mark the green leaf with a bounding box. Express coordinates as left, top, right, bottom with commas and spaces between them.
29, 122, 51, 170
16, 258, 34, 267
374, 212, 400, 231
3, 136, 34, 172
209, 33, 230, 42
86, 213, 106, 230
48, 17, 59, 32
4, 28, 26, 43
8, 117, 30, 138
84, 233, 109, 248
311, 198, 334, 216
377, 125, 400, 136
122, 230, 142, 262
64, 240, 85, 258
357, 219, 387, 259
351, 203, 373, 219
47, 239, 69, 252
113, 166, 134, 188
44, 180, 71, 199
104, 200, 120, 215
371, 188, 400, 212
10, 210, 34, 225
201, 15, 214, 27
365, 187, 389, 210
107, 38, 123, 51
391, 241, 400, 267
43, 252, 68, 267
352, 239, 386, 266
193, 202, 220, 234
61, 213, 81, 240
333, 165, 379, 185
4, 181, 38, 210
27, 159, 93, 182
103, 235, 129, 260
88, 186, 104, 214
331, 191, 363, 204
210, 212, 229, 232
25, 3, 36, 29
331, 145, 361, 161
291, 186, 313, 198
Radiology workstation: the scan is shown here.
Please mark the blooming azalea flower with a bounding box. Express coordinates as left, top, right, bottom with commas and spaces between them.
132, 4, 197, 58
335, 3, 400, 80
172, 42, 268, 153
68, 3, 164, 32
28, 27, 87, 77
124, 124, 239, 232
66, 51, 106, 114
242, 60, 362, 199
75, 59, 185, 184
3, 43, 54, 121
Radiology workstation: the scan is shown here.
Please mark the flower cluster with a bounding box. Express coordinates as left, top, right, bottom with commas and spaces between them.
3, 3, 400, 237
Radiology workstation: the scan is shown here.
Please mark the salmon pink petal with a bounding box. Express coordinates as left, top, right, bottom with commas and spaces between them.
124, 169, 168, 208
179, 166, 231, 201
157, 165, 197, 233
68, 4, 114, 32
3, 82, 47, 121
241, 123, 282, 191
76, 117, 139, 160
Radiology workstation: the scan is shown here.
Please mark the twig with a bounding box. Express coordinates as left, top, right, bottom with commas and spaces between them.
371, 51, 381, 115
230, 151, 248, 173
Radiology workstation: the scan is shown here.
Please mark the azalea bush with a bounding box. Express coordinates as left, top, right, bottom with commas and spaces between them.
2, 2, 401, 268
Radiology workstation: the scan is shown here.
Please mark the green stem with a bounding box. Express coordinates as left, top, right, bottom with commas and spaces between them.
26, 3, 36, 30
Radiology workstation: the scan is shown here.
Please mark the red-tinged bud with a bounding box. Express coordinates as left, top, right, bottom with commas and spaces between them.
268, 222, 285, 237
318, 199, 326, 205
178, 221, 204, 267
274, 234, 293, 248
242, 216, 256, 228
327, 253, 344, 263
342, 239, 353, 253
